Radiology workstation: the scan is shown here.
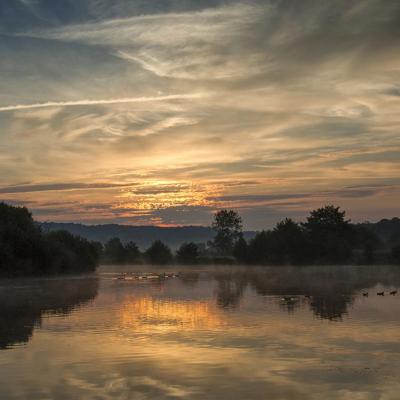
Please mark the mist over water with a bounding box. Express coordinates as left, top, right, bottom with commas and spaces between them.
1, 265, 400, 399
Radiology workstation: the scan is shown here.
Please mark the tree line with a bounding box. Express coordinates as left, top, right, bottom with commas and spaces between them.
213, 206, 399, 265
101, 206, 400, 266
1, 202, 400, 277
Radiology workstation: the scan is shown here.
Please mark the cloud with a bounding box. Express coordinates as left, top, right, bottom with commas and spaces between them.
131, 184, 190, 195
208, 187, 387, 205
0, 182, 134, 194
14, 3, 267, 81
1, 0, 399, 227
208, 193, 308, 203
0, 93, 206, 112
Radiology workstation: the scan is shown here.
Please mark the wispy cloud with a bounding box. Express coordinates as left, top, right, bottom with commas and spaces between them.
0, 93, 207, 112
0, 182, 135, 194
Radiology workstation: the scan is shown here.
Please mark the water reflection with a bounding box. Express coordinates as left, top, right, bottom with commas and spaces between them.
214, 272, 247, 309
1, 267, 400, 350
121, 297, 225, 331
0, 266, 400, 400
190, 266, 400, 320
0, 277, 98, 349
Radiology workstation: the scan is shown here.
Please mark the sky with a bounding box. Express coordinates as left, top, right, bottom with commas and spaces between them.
0, 0, 399, 229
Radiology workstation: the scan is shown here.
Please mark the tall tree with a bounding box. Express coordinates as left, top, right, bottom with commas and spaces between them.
303, 205, 353, 264
210, 210, 243, 255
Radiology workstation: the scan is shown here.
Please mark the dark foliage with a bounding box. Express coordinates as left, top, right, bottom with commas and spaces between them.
0, 202, 44, 276
176, 242, 199, 264
103, 237, 125, 263
247, 230, 271, 264
302, 205, 353, 264
43, 230, 99, 273
124, 241, 141, 263
229, 205, 388, 266
0, 202, 100, 277
209, 210, 243, 255
361, 217, 400, 245
245, 206, 354, 265
269, 218, 309, 265
352, 225, 380, 264
233, 236, 249, 264
102, 238, 141, 264
392, 245, 400, 265
145, 240, 173, 265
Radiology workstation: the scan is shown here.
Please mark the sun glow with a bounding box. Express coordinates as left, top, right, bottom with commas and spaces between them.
118, 181, 218, 206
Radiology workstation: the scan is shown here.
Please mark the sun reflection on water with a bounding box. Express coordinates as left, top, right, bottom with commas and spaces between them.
120, 296, 226, 332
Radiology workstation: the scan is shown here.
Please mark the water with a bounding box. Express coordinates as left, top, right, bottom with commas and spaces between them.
1, 265, 400, 400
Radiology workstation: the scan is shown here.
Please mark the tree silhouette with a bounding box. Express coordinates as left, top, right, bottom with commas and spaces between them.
0, 202, 100, 277
44, 230, 99, 273
176, 242, 199, 264
233, 236, 249, 264
303, 205, 353, 264
353, 225, 380, 264
103, 237, 126, 263
210, 209, 242, 255
269, 218, 309, 265
247, 231, 271, 264
145, 240, 173, 265
125, 241, 141, 263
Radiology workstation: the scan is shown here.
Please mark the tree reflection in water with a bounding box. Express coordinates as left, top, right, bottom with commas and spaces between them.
206, 266, 400, 320
1, 266, 400, 350
214, 271, 248, 309
0, 277, 98, 349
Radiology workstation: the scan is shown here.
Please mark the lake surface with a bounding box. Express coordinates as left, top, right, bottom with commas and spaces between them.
1, 265, 400, 400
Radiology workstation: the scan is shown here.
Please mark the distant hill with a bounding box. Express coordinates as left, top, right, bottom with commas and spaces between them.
39, 222, 256, 249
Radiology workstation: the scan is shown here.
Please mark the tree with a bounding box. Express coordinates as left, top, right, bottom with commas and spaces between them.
125, 241, 141, 263
103, 237, 126, 264
269, 218, 309, 265
0, 202, 45, 276
0, 202, 100, 277
353, 225, 380, 264
145, 240, 173, 265
233, 236, 249, 264
303, 205, 353, 264
210, 210, 243, 255
176, 242, 199, 264
247, 231, 271, 265
44, 230, 99, 273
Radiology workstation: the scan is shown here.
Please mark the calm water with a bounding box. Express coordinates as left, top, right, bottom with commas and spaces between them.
1, 265, 400, 400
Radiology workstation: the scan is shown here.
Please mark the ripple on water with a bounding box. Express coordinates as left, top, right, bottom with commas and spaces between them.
1, 265, 400, 399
